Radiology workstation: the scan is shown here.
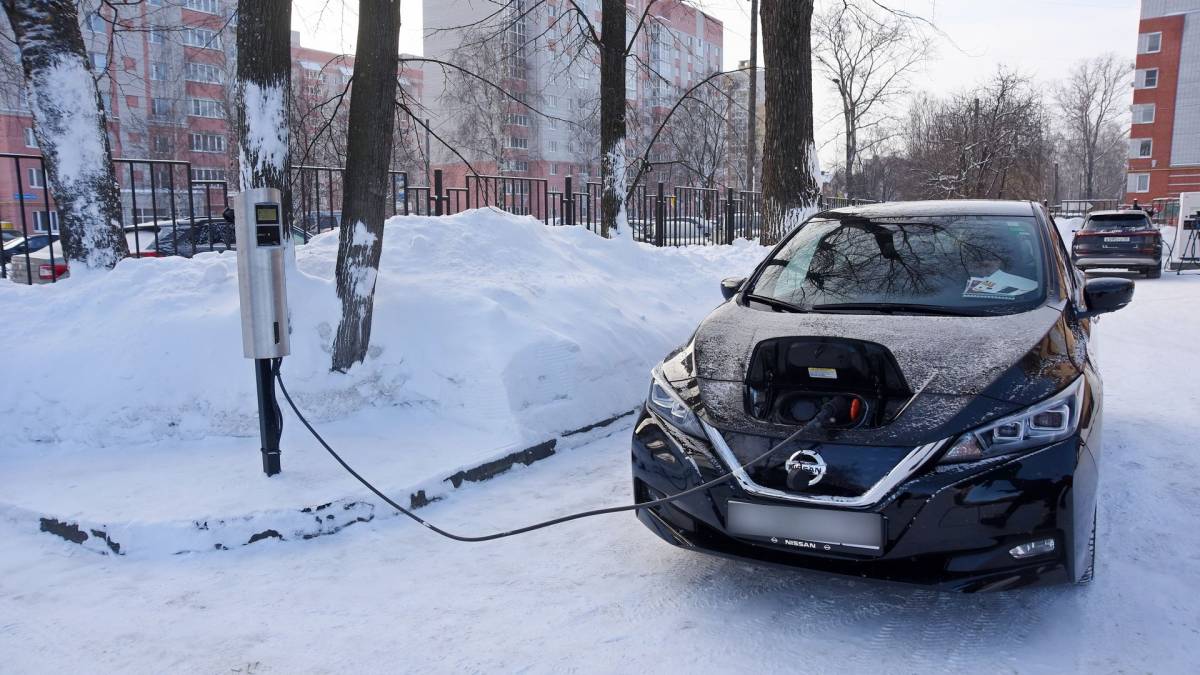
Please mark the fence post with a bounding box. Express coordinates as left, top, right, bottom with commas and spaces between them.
564, 175, 574, 226
655, 181, 665, 247
724, 187, 735, 245
433, 168, 444, 216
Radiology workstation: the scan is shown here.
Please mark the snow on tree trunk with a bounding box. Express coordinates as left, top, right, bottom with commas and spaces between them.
3, 0, 128, 269
331, 0, 402, 372
235, 1, 291, 198
599, 0, 627, 239
759, 0, 820, 245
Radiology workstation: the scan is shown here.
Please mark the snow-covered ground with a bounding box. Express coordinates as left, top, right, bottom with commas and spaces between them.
0, 210, 767, 543
1, 212, 1198, 672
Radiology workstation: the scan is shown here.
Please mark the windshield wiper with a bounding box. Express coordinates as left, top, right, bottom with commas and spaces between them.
811, 302, 985, 316
745, 294, 810, 313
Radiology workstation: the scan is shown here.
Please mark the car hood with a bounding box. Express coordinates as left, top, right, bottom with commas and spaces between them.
664, 300, 1085, 446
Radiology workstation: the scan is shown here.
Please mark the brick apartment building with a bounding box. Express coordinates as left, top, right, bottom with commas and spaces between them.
421, 0, 725, 193
0, 0, 422, 236
1126, 0, 1200, 208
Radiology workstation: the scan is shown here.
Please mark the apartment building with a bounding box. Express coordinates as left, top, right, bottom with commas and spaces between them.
0, 0, 423, 234
421, 0, 724, 191
1126, 0, 1200, 206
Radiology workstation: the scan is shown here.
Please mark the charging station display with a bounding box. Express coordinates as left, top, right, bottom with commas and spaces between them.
255, 204, 283, 247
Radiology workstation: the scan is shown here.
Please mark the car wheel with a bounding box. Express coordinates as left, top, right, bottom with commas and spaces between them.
1146, 265, 1162, 279
1076, 508, 1096, 585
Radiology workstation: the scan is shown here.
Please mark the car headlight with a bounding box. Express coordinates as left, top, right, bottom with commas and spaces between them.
646, 366, 705, 438
940, 376, 1086, 464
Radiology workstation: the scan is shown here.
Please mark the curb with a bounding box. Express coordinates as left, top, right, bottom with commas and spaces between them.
3, 408, 637, 558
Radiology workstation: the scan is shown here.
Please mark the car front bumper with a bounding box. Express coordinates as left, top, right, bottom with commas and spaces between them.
631, 409, 1097, 592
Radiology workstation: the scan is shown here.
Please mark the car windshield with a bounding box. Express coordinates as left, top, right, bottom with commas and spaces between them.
1084, 214, 1152, 231
746, 215, 1048, 316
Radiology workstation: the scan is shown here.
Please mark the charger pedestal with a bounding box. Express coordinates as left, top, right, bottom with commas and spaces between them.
231, 187, 291, 477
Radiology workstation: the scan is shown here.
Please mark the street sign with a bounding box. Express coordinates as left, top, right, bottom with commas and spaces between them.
12, 193, 37, 201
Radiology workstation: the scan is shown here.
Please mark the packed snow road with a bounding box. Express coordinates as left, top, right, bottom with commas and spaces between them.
2, 272, 1199, 673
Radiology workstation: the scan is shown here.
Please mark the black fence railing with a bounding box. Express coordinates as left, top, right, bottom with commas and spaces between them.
2, 154, 878, 284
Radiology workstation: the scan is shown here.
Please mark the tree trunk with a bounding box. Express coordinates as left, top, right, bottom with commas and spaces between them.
599, 0, 626, 238
843, 95, 855, 199
759, 0, 819, 244
745, 0, 759, 192
331, 0, 402, 372
236, 1, 291, 199
2, 0, 127, 269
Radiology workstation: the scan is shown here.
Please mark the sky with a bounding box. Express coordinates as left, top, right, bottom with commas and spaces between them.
292, 0, 1142, 166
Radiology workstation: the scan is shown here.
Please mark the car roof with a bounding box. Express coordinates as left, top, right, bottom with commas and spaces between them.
819, 199, 1038, 219
1086, 210, 1148, 217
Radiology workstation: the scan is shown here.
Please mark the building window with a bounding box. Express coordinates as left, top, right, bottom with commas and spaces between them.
1138, 32, 1162, 54
153, 136, 173, 154
1128, 173, 1151, 193
151, 98, 172, 118
23, 127, 37, 148
188, 97, 223, 118
90, 52, 108, 70
27, 167, 45, 188
86, 13, 105, 33
191, 167, 227, 181
149, 27, 164, 44
508, 136, 529, 149
548, 140, 558, 152
34, 211, 60, 233
505, 113, 530, 126
189, 133, 225, 153
184, 0, 220, 14
1132, 103, 1155, 124
546, 94, 558, 108
548, 118, 559, 129
185, 61, 224, 84
151, 62, 168, 81
1136, 68, 1159, 89
550, 163, 558, 175
1130, 138, 1153, 159
183, 27, 221, 50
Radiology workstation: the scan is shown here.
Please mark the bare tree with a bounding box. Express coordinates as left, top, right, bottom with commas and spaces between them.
331, 0, 403, 372
745, 0, 759, 193
1, 0, 127, 268
759, 0, 820, 244
903, 69, 1048, 200
813, 1, 929, 200
1054, 53, 1130, 199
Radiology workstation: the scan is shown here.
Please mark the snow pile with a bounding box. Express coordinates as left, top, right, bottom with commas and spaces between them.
0, 209, 766, 448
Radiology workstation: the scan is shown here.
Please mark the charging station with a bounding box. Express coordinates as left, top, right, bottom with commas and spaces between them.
232, 187, 291, 476
1168, 191, 1200, 272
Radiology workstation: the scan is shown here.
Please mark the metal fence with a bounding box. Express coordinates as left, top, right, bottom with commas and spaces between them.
1, 153, 229, 284
2, 155, 876, 284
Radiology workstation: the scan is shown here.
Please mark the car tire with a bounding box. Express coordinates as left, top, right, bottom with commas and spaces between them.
1146, 265, 1162, 279
1076, 508, 1096, 585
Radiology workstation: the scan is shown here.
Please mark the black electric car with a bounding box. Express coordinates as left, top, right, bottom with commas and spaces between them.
632, 200, 1134, 592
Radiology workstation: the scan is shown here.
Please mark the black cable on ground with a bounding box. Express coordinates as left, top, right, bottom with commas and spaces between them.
273, 361, 827, 543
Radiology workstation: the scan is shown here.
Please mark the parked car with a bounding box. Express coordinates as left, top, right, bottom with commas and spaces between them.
2, 233, 58, 265
7, 240, 67, 284
658, 217, 713, 246
2, 229, 25, 244
1070, 210, 1163, 278
126, 218, 235, 258
633, 200, 1132, 591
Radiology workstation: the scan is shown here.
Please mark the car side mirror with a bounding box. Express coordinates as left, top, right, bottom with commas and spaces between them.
223, 207, 235, 224
721, 276, 745, 301
1078, 277, 1134, 319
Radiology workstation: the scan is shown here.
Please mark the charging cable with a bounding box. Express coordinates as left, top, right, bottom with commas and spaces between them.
274, 362, 837, 543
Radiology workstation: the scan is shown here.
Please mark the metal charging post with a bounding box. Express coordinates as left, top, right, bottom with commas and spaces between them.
232, 187, 291, 476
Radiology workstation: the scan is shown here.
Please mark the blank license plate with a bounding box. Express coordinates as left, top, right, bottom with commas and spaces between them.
1104, 236, 1131, 242
727, 501, 883, 556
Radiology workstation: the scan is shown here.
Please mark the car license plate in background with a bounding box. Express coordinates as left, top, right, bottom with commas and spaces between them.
727, 501, 883, 556
1104, 236, 1131, 242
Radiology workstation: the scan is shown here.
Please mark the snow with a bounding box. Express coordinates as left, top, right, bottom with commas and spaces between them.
2, 204, 1199, 670
26, 54, 121, 269
603, 146, 629, 235
238, 81, 288, 190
